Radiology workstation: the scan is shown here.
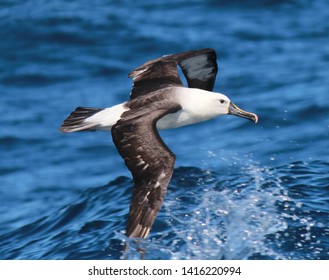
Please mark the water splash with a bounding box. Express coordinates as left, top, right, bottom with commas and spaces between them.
163, 164, 289, 259
120, 160, 293, 260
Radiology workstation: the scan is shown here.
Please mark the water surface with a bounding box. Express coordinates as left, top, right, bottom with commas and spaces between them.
0, 0, 328, 259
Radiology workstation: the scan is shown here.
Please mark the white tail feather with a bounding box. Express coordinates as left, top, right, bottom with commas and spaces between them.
59, 103, 127, 133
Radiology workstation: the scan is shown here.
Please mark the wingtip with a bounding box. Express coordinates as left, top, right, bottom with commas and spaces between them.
126, 224, 151, 239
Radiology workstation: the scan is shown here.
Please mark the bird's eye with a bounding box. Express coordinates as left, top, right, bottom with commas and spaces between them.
219, 99, 225, 104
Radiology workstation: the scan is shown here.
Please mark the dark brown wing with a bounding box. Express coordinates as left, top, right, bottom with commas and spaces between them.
129, 48, 218, 98
178, 49, 218, 90
111, 93, 182, 238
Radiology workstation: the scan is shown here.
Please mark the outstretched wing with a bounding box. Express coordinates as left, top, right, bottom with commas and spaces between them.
129, 48, 218, 98
111, 94, 182, 238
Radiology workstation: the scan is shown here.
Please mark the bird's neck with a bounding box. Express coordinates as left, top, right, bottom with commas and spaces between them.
157, 87, 223, 130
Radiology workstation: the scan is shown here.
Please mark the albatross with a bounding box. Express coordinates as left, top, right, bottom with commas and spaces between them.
60, 48, 258, 239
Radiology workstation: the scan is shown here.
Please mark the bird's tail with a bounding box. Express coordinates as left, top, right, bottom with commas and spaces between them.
59, 107, 103, 133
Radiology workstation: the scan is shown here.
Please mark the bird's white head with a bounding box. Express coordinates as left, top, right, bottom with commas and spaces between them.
185, 89, 258, 123
160, 88, 258, 130
211, 92, 258, 123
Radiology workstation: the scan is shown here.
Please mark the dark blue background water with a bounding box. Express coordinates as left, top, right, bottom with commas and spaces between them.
0, 0, 328, 260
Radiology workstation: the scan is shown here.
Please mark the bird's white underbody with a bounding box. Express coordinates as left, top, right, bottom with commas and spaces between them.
83, 87, 232, 131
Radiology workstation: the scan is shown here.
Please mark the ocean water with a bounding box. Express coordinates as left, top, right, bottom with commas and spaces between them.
0, 0, 328, 260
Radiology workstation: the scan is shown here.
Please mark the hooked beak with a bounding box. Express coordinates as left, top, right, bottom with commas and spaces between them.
229, 102, 258, 123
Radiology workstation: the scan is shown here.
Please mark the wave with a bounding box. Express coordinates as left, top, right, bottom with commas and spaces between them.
1, 160, 328, 260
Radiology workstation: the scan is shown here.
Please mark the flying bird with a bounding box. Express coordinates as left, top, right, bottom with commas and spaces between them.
60, 48, 258, 239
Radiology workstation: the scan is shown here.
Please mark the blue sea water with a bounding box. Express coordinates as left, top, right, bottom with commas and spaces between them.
0, 0, 328, 260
